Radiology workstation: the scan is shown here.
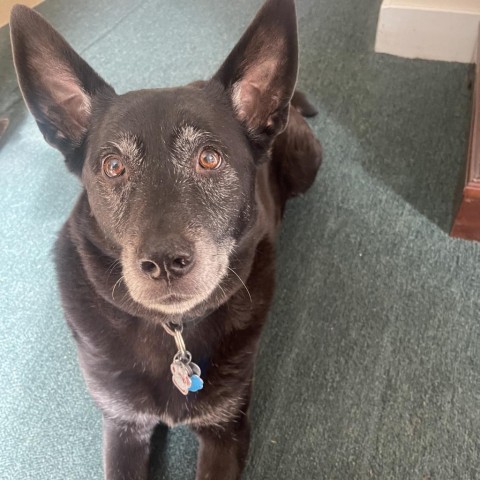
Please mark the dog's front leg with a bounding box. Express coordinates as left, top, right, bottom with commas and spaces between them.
102, 417, 156, 480
193, 413, 251, 480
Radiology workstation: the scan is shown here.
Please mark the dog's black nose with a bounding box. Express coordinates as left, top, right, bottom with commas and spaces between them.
139, 253, 194, 279
139, 238, 195, 280
139, 259, 162, 279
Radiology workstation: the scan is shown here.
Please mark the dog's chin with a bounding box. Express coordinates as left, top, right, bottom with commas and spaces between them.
126, 281, 218, 315
140, 294, 212, 315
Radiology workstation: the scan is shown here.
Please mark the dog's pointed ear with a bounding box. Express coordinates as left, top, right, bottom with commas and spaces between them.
212, 0, 298, 144
10, 5, 114, 157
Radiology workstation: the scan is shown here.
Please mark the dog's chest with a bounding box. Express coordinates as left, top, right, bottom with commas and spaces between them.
78, 313, 253, 429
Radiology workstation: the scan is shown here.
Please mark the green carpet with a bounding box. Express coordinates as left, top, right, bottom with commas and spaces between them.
0, 1, 477, 479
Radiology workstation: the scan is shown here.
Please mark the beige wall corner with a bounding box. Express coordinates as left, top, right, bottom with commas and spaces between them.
0, 1, 44, 29
375, 0, 480, 63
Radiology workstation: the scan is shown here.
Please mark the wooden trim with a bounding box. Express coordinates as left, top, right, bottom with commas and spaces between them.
0, 0, 44, 29
467, 45, 480, 193
450, 27, 480, 241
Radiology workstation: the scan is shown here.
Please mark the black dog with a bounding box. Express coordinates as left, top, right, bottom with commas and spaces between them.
10, 1, 321, 478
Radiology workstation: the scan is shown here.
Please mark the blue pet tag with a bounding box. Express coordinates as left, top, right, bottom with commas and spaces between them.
188, 361, 204, 392
189, 374, 204, 392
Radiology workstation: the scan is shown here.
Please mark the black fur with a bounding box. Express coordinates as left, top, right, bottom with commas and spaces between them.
10, 1, 322, 479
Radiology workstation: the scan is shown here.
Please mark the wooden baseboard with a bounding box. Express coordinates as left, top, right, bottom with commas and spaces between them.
450, 28, 480, 241
0, 0, 44, 29
375, 0, 480, 63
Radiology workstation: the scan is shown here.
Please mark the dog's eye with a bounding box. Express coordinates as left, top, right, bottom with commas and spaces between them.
198, 148, 222, 170
103, 156, 126, 178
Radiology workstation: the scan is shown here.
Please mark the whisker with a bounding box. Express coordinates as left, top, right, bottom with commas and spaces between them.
106, 259, 121, 282
227, 267, 252, 303
112, 275, 125, 301
217, 282, 227, 299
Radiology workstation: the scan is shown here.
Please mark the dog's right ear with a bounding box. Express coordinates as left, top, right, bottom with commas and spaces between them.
10, 5, 114, 160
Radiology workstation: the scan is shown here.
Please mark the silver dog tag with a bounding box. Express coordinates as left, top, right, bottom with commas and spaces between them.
164, 323, 204, 395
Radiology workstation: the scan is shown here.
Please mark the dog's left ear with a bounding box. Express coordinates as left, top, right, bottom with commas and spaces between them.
212, 0, 298, 145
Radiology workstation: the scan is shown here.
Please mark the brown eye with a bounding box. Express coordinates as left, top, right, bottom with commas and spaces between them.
198, 148, 222, 170
103, 156, 125, 178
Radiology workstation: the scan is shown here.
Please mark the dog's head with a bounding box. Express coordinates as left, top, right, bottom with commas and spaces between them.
10, 0, 298, 315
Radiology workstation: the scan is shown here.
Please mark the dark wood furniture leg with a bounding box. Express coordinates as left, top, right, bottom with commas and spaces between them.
451, 28, 480, 241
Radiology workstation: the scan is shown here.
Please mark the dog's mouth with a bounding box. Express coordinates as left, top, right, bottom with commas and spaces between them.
158, 293, 189, 303
120, 235, 233, 315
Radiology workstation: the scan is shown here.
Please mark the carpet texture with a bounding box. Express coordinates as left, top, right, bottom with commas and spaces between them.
0, 1, 477, 479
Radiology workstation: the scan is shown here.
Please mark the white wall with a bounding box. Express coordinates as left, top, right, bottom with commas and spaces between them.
0, 1, 44, 29
376, 0, 480, 63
